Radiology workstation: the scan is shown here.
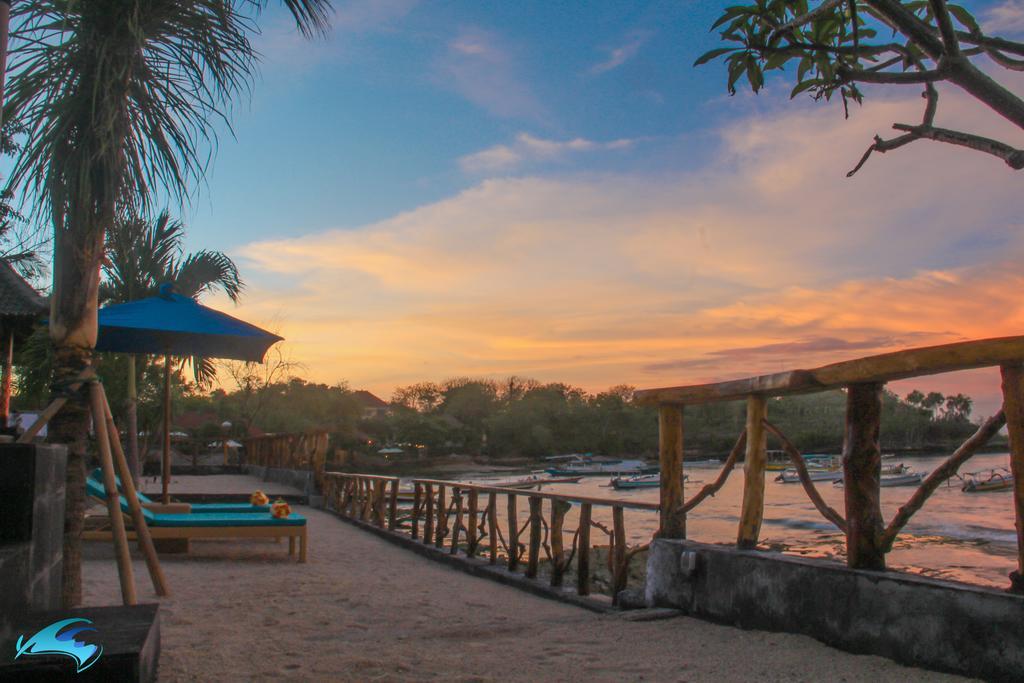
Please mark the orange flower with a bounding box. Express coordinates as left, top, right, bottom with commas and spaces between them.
251, 490, 270, 506
271, 499, 291, 519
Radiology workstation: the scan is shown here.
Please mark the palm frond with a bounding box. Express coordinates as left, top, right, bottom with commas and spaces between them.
172, 250, 243, 302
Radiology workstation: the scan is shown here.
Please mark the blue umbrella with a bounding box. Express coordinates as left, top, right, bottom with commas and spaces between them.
96, 285, 282, 501
96, 285, 281, 361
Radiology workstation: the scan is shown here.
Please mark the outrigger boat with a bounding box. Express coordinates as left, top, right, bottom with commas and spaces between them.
834, 468, 925, 488
609, 473, 688, 490
545, 455, 657, 476
962, 468, 1015, 493
487, 475, 583, 489
776, 467, 842, 483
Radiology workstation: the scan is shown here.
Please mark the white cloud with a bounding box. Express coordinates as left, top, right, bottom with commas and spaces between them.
459, 133, 637, 172
436, 27, 543, 120
590, 30, 652, 75
984, 1, 1024, 34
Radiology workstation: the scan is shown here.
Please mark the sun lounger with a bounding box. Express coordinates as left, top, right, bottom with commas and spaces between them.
84, 479, 307, 562
88, 468, 271, 513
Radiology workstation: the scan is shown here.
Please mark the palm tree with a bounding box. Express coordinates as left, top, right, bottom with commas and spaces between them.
103, 209, 244, 483
4, 0, 330, 607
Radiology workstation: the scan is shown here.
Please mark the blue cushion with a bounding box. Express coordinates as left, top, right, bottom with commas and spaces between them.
86, 477, 156, 524
150, 512, 306, 527
89, 467, 270, 512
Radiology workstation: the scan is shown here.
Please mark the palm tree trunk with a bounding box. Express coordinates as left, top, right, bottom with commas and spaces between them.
126, 356, 141, 484
50, 223, 105, 608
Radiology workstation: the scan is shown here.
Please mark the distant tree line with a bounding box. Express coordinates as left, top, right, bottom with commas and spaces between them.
96, 373, 987, 459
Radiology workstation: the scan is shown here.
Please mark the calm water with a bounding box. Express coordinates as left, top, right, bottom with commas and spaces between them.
461, 452, 1018, 589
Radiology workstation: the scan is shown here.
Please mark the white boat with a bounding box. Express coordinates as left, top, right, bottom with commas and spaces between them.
775, 468, 842, 483
610, 473, 688, 490
962, 468, 1015, 493
834, 471, 924, 487
546, 455, 656, 476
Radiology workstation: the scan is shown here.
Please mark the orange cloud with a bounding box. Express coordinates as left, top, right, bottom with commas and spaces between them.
217, 85, 1023, 417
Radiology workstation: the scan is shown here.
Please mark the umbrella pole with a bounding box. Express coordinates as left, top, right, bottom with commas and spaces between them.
162, 353, 171, 504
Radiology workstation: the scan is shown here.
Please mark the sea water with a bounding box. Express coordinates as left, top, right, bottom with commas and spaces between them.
468, 452, 1017, 590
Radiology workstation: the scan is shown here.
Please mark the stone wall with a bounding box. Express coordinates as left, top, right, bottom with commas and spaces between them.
645, 538, 1024, 680
0, 443, 67, 641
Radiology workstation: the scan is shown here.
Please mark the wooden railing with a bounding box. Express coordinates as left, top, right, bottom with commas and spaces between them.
243, 431, 330, 490
323, 472, 659, 602
635, 335, 1024, 593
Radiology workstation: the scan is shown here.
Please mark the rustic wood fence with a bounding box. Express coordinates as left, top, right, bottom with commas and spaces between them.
634, 336, 1024, 593
323, 472, 659, 602
243, 431, 330, 491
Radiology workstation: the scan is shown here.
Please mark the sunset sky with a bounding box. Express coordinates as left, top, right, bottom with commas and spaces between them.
181, 0, 1024, 417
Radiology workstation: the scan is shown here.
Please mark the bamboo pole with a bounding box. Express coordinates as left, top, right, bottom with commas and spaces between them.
90, 383, 137, 606
374, 480, 386, 527
1000, 364, 1024, 593
843, 382, 886, 570
98, 385, 169, 597
577, 503, 592, 596
507, 493, 519, 571
487, 492, 498, 565
658, 405, 686, 539
162, 353, 172, 504
412, 483, 422, 540
423, 483, 434, 543
526, 496, 542, 579
466, 490, 479, 557
737, 395, 768, 549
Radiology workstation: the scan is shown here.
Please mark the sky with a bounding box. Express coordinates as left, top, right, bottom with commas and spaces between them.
173, 0, 1024, 417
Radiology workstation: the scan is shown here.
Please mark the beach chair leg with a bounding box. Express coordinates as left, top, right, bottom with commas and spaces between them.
289, 536, 296, 556
299, 528, 307, 563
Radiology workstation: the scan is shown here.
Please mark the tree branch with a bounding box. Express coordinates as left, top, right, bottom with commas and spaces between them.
864, 0, 946, 59
985, 48, 1024, 72
928, 0, 961, 57
840, 66, 944, 84
956, 32, 1024, 58
891, 122, 1024, 168
772, 0, 845, 35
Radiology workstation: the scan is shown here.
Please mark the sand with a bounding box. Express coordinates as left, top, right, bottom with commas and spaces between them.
82, 476, 970, 682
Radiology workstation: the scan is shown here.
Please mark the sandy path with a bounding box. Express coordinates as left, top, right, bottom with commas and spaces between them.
82, 504, 969, 682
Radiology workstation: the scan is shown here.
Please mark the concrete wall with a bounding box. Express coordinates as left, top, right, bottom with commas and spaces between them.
645, 539, 1024, 680
0, 443, 67, 641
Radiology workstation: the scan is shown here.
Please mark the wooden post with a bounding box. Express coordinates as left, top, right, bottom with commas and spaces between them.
375, 480, 387, 526
423, 483, 434, 543
577, 503, 592, 596
412, 483, 422, 539
507, 493, 519, 571
90, 384, 137, 606
550, 499, 569, 587
737, 394, 768, 549
611, 506, 627, 604
526, 496, 542, 579
658, 404, 686, 538
466, 490, 479, 557
388, 479, 399, 530
487, 492, 498, 565
843, 382, 886, 570
1000, 363, 1024, 592
162, 353, 172, 504
450, 488, 463, 555
434, 485, 446, 548
98, 387, 168, 597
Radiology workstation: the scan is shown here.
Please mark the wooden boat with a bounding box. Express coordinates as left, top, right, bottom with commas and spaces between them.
610, 473, 688, 490
962, 468, 1015, 493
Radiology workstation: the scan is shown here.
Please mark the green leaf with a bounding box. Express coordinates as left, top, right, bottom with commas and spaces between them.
764, 51, 789, 70
947, 4, 980, 33
746, 60, 764, 92
790, 78, 819, 98
693, 47, 736, 67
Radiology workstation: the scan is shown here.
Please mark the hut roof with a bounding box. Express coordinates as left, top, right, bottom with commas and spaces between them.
0, 260, 45, 319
